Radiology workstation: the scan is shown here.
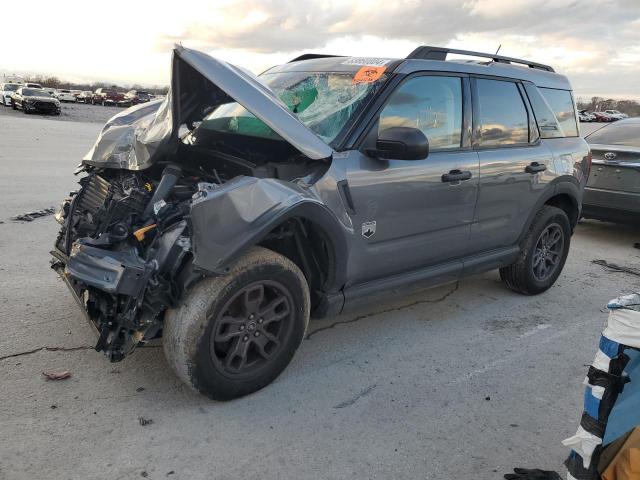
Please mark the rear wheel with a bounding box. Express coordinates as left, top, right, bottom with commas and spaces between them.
163, 247, 310, 400
500, 205, 571, 295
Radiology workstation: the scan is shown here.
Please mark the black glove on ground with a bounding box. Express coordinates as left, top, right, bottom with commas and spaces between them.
504, 468, 562, 480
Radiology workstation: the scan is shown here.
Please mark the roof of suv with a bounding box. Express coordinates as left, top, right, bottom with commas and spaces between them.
267, 46, 571, 91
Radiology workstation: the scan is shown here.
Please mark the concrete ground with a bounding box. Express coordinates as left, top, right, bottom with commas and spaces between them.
1, 113, 639, 480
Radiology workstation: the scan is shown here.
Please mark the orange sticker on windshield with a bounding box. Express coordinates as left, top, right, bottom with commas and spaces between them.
353, 66, 386, 84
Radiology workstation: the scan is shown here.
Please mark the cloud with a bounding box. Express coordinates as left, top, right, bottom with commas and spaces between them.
153, 0, 640, 98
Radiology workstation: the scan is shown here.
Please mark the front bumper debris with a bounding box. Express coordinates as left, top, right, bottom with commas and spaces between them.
65, 242, 154, 297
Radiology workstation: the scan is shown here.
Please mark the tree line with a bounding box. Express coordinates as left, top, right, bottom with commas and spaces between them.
17, 74, 169, 96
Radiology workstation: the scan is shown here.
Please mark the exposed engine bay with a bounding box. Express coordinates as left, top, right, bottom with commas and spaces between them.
52, 164, 193, 360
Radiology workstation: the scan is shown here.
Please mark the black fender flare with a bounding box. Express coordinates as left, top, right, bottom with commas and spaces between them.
189, 177, 348, 293
517, 177, 582, 244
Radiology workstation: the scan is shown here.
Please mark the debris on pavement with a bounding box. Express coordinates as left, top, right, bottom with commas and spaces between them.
503, 468, 561, 479
10, 207, 55, 222
42, 370, 72, 380
592, 259, 640, 277
139, 416, 153, 426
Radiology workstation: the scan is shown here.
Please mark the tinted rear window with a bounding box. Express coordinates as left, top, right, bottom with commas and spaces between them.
476, 79, 529, 146
538, 88, 578, 137
587, 123, 640, 148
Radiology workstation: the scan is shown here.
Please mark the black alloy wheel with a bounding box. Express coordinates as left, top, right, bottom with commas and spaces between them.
500, 205, 571, 295
210, 280, 294, 377
163, 247, 310, 400
531, 223, 564, 282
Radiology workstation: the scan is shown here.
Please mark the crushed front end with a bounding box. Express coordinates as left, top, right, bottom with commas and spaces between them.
50, 45, 337, 363
51, 165, 197, 361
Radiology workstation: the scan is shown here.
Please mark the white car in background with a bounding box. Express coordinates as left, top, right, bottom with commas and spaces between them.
578, 110, 595, 122
604, 109, 628, 120
1, 82, 22, 106
55, 89, 77, 102
24, 82, 43, 89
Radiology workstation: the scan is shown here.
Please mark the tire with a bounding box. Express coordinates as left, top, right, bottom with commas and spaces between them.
499, 205, 571, 295
163, 247, 310, 400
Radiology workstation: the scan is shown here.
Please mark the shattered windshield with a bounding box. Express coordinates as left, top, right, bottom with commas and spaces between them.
195, 71, 387, 144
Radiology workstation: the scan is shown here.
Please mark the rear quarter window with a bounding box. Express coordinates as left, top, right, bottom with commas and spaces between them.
535, 87, 578, 138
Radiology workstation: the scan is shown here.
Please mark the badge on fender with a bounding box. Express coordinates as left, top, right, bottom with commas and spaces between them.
362, 221, 376, 239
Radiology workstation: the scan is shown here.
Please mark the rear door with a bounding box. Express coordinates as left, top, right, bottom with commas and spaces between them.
468, 77, 555, 254
345, 73, 479, 284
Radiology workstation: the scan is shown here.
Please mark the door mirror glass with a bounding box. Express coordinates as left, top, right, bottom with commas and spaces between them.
369, 126, 429, 160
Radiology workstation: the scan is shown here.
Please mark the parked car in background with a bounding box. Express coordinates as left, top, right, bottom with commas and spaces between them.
76, 91, 94, 103
91, 88, 126, 106
604, 109, 628, 120
24, 82, 43, 89
42, 87, 56, 95
578, 110, 595, 122
51, 45, 590, 400
124, 89, 152, 105
592, 111, 615, 122
55, 89, 77, 102
71, 89, 82, 98
1, 82, 22, 106
583, 117, 640, 223
11, 87, 61, 115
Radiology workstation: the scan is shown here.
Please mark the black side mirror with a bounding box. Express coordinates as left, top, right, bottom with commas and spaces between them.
367, 127, 429, 160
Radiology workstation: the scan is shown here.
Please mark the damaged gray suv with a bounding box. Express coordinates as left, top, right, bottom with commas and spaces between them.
52, 46, 590, 399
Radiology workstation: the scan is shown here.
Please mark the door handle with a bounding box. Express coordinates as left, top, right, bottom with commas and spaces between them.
525, 162, 547, 174
442, 169, 472, 183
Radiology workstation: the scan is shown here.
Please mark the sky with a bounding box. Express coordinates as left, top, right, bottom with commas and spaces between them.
1, 0, 639, 100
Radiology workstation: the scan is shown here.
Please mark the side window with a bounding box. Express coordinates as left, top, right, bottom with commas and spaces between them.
378, 76, 462, 151
538, 88, 579, 137
476, 79, 529, 146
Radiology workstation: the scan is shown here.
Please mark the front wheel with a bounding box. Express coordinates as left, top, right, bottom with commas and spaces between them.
163, 247, 310, 400
500, 205, 571, 295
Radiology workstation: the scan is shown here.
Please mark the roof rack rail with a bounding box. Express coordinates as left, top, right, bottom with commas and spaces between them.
406, 46, 554, 72
288, 54, 345, 63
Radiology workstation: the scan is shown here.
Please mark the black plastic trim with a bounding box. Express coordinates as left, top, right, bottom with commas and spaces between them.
407, 45, 555, 72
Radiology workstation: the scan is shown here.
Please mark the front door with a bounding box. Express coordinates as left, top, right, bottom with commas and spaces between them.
345, 74, 479, 285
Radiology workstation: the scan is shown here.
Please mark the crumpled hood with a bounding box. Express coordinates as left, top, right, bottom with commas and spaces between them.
82, 46, 333, 171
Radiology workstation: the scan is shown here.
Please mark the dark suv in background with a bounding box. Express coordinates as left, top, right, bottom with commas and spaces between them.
52, 46, 590, 400
124, 89, 152, 105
